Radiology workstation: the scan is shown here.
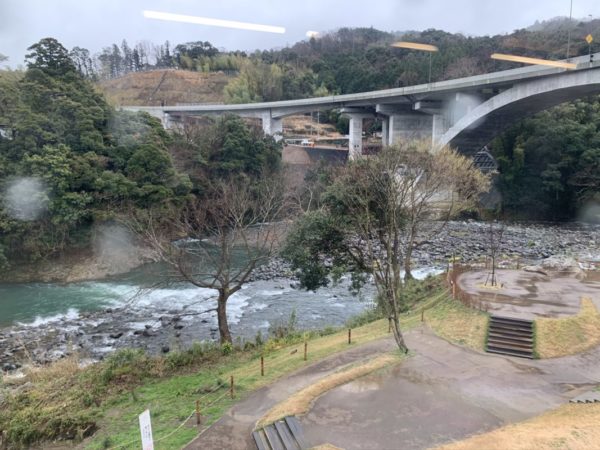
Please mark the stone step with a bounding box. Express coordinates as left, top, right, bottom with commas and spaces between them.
490, 316, 534, 326
569, 391, 600, 403
488, 327, 533, 339
252, 416, 310, 450
487, 337, 534, 350
489, 322, 534, 333
488, 331, 534, 342
486, 346, 534, 359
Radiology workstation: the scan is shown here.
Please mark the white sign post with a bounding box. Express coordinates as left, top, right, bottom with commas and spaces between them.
139, 409, 154, 450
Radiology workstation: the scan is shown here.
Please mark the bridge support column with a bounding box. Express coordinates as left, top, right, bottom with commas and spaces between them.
347, 114, 368, 159
388, 113, 433, 145
163, 113, 181, 130
432, 113, 450, 149
261, 112, 283, 142
381, 117, 390, 146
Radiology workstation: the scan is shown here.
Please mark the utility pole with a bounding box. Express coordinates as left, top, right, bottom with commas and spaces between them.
566, 0, 574, 60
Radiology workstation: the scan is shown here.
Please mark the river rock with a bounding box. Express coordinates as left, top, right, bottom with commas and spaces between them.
522, 265, 548, 275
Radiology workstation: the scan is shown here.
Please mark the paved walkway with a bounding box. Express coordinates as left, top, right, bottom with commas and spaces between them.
185, 327, 600, 450
184, 338, 397, 450
457, 269, 600, 319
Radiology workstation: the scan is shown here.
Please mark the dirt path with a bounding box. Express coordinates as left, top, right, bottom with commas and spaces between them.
185, 327, 600, 450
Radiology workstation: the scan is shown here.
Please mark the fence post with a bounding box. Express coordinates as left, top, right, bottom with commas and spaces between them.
388, 317, 392, 333
421, 308, 424, 322
304, 341, 307, 361
348, 328, 352, 344
261, 356, 264, 377
195, 400, 201, 426
230, 375, 234, 399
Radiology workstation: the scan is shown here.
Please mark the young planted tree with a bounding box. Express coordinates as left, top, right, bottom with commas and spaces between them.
283, 141, 489, 352
139, 175, 286, 343
485, 220, 505, 287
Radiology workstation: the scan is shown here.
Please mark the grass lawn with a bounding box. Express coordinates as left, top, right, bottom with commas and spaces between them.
424, 296, 489, 351
435, 403, 600, 450
535, 298, 600, 359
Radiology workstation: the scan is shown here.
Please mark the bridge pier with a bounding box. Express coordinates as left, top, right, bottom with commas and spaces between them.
432, 113, 450, 148
388, 113, 433, 145
381, 117, 389, 146
341, 109, 374, 159
261, 112, 283, 142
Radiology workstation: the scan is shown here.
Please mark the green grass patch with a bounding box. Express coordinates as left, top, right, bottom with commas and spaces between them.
535, 298, 600, 359
424, 296, 489, 351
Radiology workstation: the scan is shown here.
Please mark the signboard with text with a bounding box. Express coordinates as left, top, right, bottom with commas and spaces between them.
139, 409, 154, 450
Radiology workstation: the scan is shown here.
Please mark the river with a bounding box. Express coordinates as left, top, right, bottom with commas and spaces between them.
2, 220, 598, 368
0, 261, 440, 367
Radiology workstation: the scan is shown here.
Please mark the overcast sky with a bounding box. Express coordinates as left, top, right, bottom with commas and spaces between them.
2, 0, 600, 67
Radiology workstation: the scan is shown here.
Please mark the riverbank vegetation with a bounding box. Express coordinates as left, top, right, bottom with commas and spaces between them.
0, 279, 444, 449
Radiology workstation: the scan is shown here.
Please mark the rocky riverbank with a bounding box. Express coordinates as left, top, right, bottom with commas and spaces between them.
1, 220, 598, 372
411, 220, 599, 267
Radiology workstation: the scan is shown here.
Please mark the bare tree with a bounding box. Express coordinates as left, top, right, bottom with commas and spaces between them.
137, 175, 287, 343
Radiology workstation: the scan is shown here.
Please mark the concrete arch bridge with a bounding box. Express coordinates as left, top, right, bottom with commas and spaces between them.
125, 53, 600, 159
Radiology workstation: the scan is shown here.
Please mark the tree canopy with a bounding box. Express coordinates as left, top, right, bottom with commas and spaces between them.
283, 142, 489, 351
0, 39, 191, 267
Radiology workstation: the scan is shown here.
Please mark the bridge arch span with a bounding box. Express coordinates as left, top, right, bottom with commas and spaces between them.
438, 68, 600, 154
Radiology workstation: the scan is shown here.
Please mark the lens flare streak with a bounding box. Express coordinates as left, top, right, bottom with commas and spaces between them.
142, 10, 286, 34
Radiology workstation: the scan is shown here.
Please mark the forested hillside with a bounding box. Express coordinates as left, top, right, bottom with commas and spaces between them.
84, 17, 600, 102
0, 38, 280, 269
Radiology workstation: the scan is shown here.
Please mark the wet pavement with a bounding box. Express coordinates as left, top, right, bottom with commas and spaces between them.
457, 269, 600, 319
183, 338, 397, 450
185, 327, 600, 450
301, 328, 600, 449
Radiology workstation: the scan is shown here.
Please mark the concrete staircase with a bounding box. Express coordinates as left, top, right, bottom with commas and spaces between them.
570, 391, 600, 403
486, 316, 534, 359
253, 416, 310, 450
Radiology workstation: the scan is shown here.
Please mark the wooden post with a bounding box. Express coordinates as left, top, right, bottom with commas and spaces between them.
304, 341, 307, 361
421, 308, 424, 322
195, 400, 201, 426
348, 328, 352, 344
388, 317, 392, 333
230, 375, 234, 399
260, 356, 264, 377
